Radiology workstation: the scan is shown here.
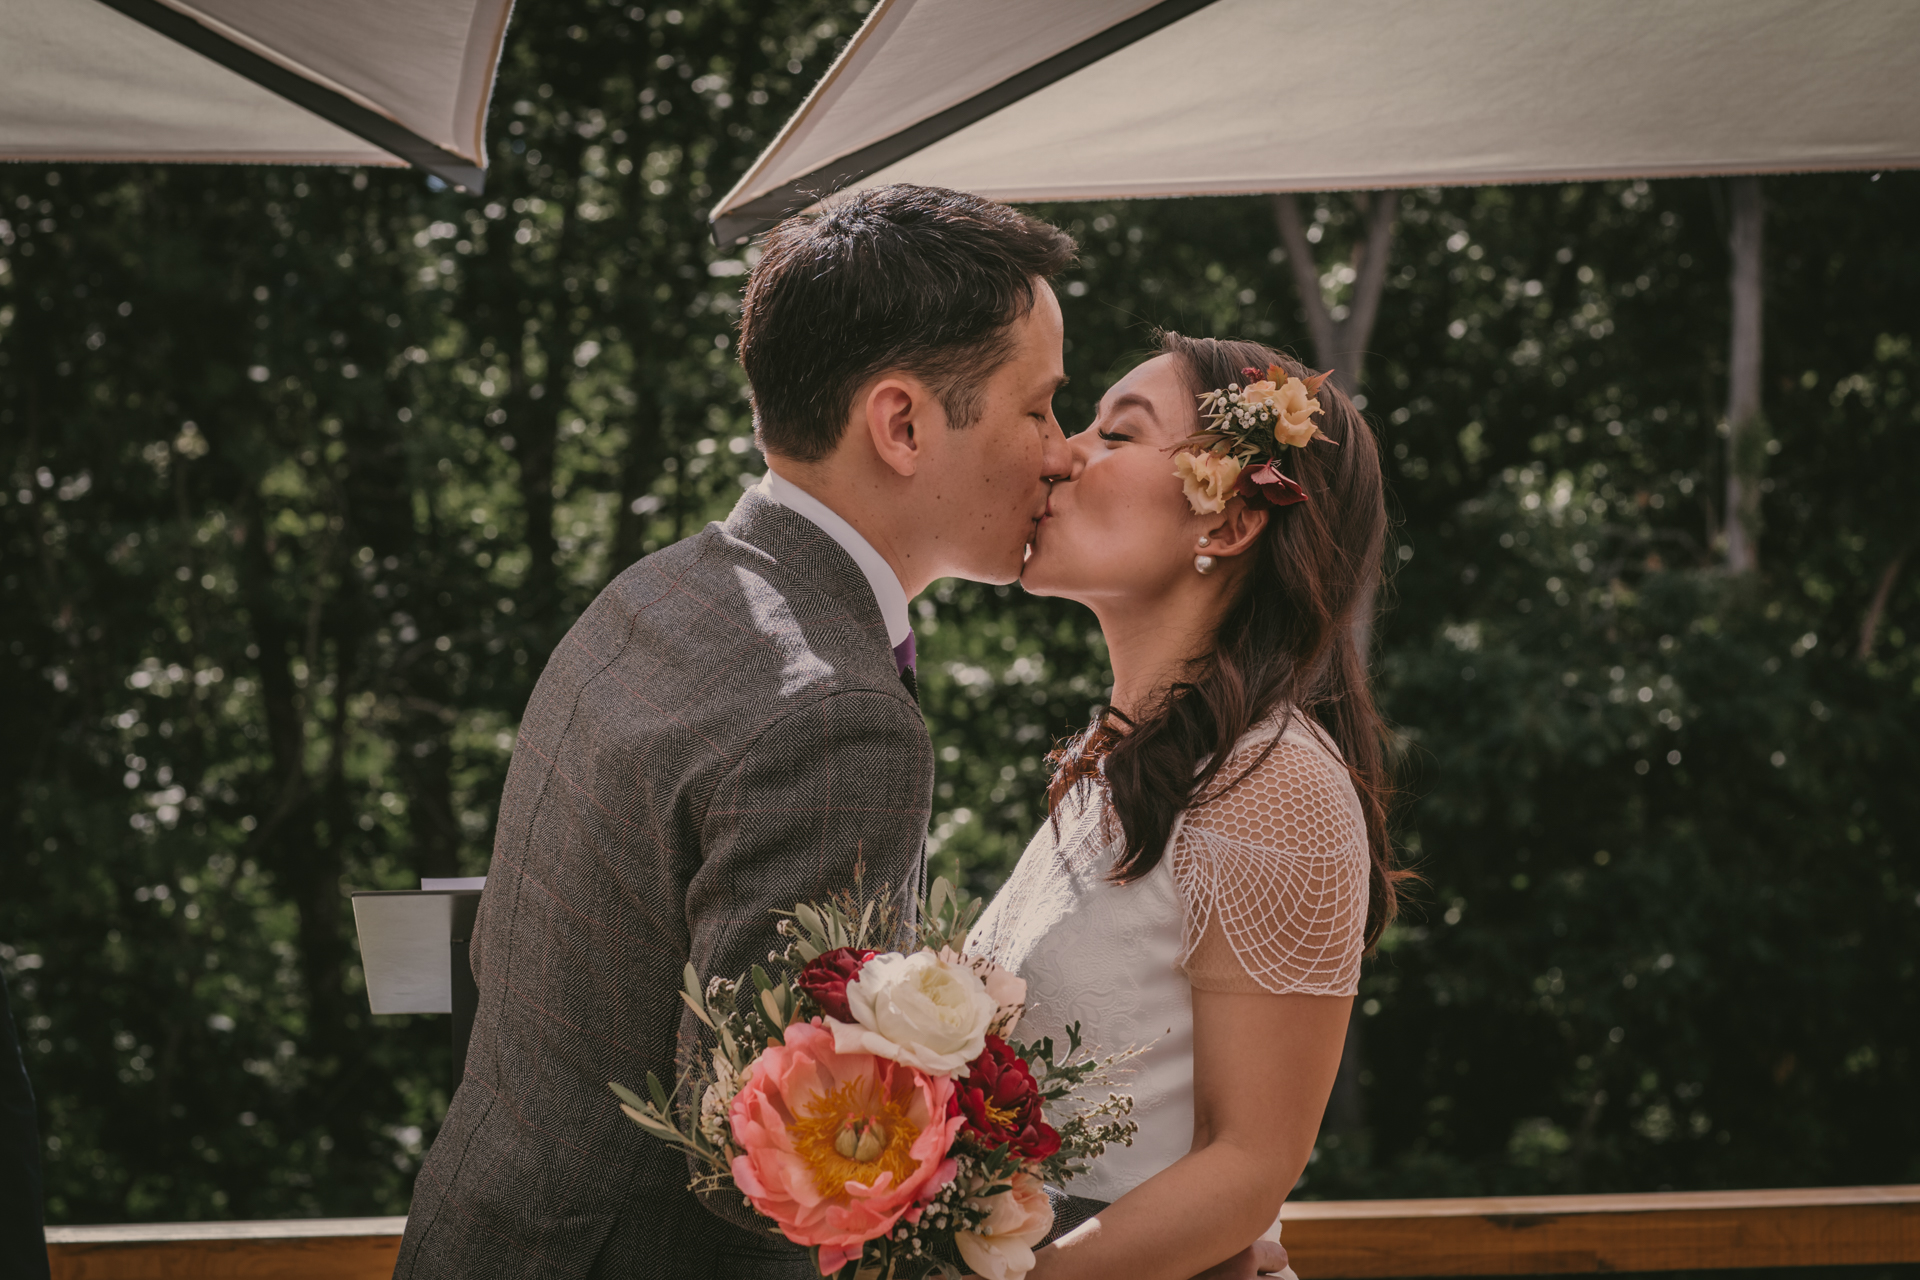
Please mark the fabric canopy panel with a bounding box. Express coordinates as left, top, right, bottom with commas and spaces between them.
714, 0, 1920, 242
0, 0, 514, 191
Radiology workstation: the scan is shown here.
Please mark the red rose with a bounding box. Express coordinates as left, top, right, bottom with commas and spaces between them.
950, 1035, 1060, 1160
794, 946, 874, 1024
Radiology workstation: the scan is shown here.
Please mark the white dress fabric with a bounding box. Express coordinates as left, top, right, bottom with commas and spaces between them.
967, 709, 1369, 1203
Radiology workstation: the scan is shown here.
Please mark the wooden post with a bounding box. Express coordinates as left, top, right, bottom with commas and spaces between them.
1724, 177, 1765, 574
449, 892, 481, 1096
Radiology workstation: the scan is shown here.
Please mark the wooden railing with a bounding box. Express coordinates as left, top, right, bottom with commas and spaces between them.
45, 1185, 1920, 1279
1281, 1186, 1920, 1277
46, 1217, 405, 1280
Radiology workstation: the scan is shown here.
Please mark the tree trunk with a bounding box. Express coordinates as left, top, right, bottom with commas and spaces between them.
1271, 192, 1396, 398
1724, 177, 1765, 574
1270, 192, 1398, 1138
1857, 537, 1914, 660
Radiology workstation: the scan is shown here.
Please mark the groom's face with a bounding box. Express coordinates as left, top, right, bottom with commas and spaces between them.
918, 282, 1070, 585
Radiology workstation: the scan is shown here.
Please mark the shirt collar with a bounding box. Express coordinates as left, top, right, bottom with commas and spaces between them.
757, 470, 912, 648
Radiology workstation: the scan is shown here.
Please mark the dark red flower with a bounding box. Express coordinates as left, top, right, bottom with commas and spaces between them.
1238, 461, 1310, 507
795, 946, 874, 1023
950, 1035, 1060, 1160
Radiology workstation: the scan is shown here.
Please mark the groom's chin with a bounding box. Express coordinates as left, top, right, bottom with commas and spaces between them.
948, 565, 1021, 590
968, 545, 1034, 588
1016, 566, 1061, 598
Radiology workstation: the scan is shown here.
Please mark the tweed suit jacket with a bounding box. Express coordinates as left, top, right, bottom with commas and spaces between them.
396, 489, 934, 1280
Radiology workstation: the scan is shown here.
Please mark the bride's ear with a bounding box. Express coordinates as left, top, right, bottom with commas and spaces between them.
1200, 500, 1269, 561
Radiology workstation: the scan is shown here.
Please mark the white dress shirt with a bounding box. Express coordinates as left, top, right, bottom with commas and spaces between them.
756, 470, 912, 649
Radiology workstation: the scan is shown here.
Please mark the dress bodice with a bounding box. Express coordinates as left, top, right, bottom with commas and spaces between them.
967, 711, 1370, 1202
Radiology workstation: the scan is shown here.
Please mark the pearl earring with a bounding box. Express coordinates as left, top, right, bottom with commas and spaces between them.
1194, 555, 1217, 575
1197, 535, 1211, 547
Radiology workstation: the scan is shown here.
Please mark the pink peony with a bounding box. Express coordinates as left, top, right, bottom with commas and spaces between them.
729, 1019, 963, 1274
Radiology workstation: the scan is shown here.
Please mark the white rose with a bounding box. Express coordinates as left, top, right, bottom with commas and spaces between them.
830, 949, 997, 1075
956, 1171, 1054, 1280
945, 947, 1028, 1036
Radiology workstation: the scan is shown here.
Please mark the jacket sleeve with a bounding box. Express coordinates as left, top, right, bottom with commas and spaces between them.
681, 687, 932, 1235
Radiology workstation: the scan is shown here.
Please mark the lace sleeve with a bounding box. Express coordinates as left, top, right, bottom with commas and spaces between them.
1170, 730, 1370, 997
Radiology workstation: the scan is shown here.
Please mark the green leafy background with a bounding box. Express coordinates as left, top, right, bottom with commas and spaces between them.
2, 0, 1915, 1225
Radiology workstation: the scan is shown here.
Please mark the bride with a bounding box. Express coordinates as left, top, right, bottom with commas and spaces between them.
966, 333, 1404, 1279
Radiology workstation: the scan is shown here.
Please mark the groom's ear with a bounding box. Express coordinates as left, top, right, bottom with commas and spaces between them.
860, 373, 944, 479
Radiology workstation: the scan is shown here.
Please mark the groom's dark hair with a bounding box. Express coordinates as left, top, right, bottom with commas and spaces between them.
737, 184, 1076, 464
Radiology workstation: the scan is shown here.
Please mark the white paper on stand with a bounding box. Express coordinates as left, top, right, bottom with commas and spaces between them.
351, 890, 474, 1015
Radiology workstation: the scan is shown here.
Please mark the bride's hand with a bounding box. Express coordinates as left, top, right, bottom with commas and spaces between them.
1187, 1238, 1291, 1279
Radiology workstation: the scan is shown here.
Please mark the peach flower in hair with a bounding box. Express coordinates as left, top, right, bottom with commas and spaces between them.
1173, 450, 1245, 515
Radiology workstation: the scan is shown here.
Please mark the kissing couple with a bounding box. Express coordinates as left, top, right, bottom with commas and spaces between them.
395, 184, 1403, 1280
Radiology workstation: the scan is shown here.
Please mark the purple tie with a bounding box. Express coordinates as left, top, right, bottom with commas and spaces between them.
892, 632, 917, 676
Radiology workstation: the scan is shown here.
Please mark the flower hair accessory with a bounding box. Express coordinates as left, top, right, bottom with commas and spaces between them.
1172, 364, 1336, 514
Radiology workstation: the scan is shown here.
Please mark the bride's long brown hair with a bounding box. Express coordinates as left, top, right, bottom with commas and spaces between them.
1047, 333, 1407, 948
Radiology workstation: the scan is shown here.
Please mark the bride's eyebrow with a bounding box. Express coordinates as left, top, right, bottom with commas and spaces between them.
1105, 391, 1158, 422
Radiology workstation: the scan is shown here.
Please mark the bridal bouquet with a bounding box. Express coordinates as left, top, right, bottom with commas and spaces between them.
612, 878, 1136, 1279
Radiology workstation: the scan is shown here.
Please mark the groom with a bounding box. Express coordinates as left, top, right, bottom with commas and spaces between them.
395, 185, 1075, 1279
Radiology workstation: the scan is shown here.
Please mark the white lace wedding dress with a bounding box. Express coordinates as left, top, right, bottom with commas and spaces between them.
966, 709, 1370, 1246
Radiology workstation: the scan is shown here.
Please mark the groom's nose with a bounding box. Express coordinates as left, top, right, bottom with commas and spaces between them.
1038, 415, 1071, 482
1060, 426, 1095, 480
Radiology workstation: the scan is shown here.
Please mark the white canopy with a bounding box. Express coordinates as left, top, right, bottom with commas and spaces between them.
713, 0, 1920, 242
1, 0, 514, 192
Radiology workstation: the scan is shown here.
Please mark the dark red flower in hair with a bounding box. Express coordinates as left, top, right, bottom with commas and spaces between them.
950, 1035, 1060, 1160
795, 946, 874, 1023
1238, 461, 1310, 507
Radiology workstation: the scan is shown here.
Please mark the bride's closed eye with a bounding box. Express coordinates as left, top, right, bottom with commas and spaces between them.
1097, 428, 1133, 443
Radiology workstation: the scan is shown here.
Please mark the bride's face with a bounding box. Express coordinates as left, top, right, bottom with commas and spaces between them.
1022, 353, 1221, 605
